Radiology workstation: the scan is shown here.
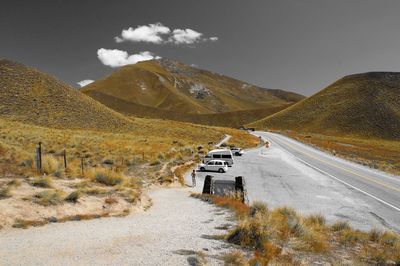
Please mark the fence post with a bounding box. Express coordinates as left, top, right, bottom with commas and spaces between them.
63, 149, 67, 170
81, 157, 84, 175
36, 142, 42, 174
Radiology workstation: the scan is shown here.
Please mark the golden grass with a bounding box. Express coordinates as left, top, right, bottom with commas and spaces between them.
192, 193, 400, 265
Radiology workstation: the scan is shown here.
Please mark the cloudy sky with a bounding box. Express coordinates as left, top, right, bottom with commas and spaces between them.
2, 0, 400, 95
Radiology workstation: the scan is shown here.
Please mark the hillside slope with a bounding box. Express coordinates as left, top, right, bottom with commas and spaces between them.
85, 90, 292, 128
249, 72, 400, 140
82, 59, 304, 116
0, 59, 134, 131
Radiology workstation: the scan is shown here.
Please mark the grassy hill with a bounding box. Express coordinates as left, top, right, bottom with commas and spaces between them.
250, 72, 400, 140
82, 59, 304, 126
0, 59, 134, 131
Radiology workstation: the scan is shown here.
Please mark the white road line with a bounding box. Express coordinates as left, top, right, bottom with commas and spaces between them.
267, 135, 400, 213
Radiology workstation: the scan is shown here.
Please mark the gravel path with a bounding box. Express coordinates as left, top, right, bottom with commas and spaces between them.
0, 188, 237, 265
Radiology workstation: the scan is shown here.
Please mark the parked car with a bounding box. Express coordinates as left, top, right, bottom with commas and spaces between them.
203, 149, 234, 166
199, 160, 229, 173
230, 147, 244, 156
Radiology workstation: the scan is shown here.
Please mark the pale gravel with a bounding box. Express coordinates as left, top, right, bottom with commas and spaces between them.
0, 188, 237, 266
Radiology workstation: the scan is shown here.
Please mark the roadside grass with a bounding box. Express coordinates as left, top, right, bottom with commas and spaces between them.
192, 193, 400, 265
280, 131, 400, 176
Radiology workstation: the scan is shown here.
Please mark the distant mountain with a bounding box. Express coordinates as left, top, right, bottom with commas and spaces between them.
249, 72, 400, 140
81, 59, 304, 125
0, 59, 133, 131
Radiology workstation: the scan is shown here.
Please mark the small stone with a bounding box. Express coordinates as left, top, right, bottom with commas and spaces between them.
48, 216, 58, 223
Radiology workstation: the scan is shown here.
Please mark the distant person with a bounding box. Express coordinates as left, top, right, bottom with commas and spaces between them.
191, 170, 196, 187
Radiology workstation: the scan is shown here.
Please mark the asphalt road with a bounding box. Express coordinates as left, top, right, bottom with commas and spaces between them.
186, 131, 400, 232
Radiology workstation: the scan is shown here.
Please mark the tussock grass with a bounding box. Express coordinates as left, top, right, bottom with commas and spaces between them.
31, 175, 53, 188
64, 190, 80, 203
192, 194, 400, 265
33, 190, 64, 206
94, 168, 126, 186
42, 155, 61, 175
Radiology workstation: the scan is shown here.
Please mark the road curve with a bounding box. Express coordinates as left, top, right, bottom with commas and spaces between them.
187, 131, 400, 232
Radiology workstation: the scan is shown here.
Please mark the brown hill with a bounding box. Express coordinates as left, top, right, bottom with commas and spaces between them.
249, 72, 400, 140
0, 59, 134, 131
82, 59, 304, 124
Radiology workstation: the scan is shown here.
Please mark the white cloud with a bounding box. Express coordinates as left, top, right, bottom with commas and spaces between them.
77, 79, 94, 87
97, 48, 159, 68
115, 23, 170, 44
114, 23, 218, 45
169, 28, 203, 44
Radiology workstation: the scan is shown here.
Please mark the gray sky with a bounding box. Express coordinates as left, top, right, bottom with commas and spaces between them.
2, 0, 400, 95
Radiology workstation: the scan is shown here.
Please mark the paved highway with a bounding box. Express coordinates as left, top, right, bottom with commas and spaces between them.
187, 131, 400, 232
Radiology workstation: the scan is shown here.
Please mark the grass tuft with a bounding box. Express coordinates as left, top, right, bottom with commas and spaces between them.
33, 190, 64, 206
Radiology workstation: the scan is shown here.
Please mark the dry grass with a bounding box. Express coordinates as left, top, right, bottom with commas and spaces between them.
93, 168, 126, 186
281, 131, 400, 176
64, 190, 80, 203
192, 193, 400, 265
222, 251, 248, 266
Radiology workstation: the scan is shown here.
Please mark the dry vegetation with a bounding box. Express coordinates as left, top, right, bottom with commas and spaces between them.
0, 116, 258, 229
280, 130, 400, 176
192, 193, 400, 265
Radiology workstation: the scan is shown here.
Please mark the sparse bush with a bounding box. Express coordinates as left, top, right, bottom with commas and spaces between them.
33, 190, 64, 206
65, 190, 80, 203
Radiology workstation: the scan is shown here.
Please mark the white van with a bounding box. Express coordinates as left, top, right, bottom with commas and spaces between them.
203, 149, 234, 166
